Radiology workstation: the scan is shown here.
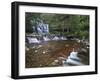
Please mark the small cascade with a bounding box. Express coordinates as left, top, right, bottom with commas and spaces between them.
43, 37, 50, 41
27, 37, 40, 44
60, 36, 67, 40
67, 51, 81, 61
52, 36, 59, 40
63, 48, 84, 66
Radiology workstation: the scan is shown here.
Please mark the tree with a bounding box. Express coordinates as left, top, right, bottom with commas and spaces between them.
25, 13, 89, 39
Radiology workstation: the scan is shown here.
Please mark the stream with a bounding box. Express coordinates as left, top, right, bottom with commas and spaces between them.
25, 40, 89, 68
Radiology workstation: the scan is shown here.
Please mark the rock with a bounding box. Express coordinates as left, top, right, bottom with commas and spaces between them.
54, 60, 59, 63
43, 51, 46, 54
37, 45, 42, 48
58, 57, 66, 60
76, 39, 81, 43
65, 44, 69, 47
35, 50, 38, 53
81, 48, 87, 53
26, 46, 29, 51
32, 46, 36, 49
51, 60, 59, 66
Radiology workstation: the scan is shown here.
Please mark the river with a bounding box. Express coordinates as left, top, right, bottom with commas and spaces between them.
25, 40, 89, 68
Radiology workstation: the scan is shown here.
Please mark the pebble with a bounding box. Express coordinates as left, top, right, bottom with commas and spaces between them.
35, 50, 38, 53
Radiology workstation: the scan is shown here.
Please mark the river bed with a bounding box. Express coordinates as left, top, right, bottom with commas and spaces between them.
25, 40, 89, 68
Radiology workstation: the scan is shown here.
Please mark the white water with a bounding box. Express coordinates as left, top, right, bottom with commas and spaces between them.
66, 58, 84, 65
43, 37, 50, 41
52, 36, 59, 40
60, 37, 67, 40
64, 51, 84, 66
68, 52, 81, 61
27, 37, 40, 44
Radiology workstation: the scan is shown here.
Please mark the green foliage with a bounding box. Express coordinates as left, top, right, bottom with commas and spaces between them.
25, 13, 89, 39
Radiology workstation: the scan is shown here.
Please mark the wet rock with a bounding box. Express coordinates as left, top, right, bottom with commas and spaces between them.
26, 46, 29, 51
43, 51, 46, 54
37, 45, 42, 48
81, 48, 87, 53
35, 50, 38, 53
51, 60, 59, 66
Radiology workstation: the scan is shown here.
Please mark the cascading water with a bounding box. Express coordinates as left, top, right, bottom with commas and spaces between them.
33, 19, 49, 35
63, 49, 84, 66
43, 37, 50, 41
27, 37, 40, 44
60, 36, 67, 40
52, 36, 59, 40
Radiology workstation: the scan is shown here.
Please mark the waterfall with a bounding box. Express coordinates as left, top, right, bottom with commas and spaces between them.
32, 19, 49, 35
